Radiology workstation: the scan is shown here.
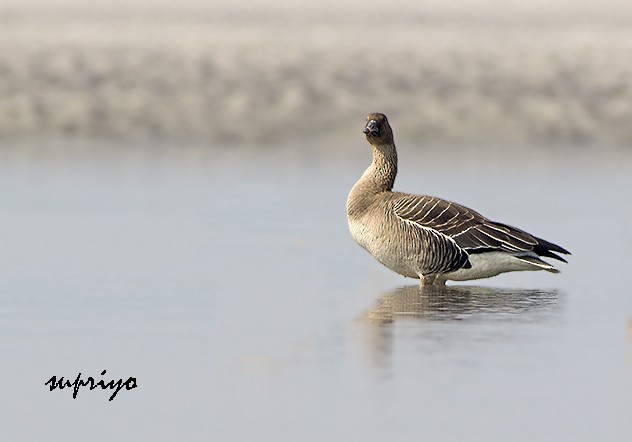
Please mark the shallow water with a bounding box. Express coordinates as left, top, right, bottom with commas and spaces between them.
1, 142, 631, 441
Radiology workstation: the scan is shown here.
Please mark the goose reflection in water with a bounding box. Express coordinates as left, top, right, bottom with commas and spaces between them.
362, 285, 560, 325
359, 285, 561, 373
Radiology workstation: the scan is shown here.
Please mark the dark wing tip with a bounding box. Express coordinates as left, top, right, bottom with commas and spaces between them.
534, 236, 571, 256
537, 250, 568, 263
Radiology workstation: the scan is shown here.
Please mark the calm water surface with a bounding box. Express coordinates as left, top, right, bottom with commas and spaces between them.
0, 143, 631, 441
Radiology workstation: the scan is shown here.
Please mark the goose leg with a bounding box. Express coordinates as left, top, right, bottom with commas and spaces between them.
433, 277, 447, 286
420, 274, 448, 287
419, 275, 436, 286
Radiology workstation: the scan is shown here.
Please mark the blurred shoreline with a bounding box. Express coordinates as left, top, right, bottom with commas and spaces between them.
2, 1, 632, 147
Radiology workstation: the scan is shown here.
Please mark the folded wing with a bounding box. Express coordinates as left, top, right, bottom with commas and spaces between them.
392, 194, 569, 261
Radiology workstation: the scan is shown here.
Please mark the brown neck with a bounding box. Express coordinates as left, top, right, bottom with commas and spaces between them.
365, 143, 398, 192
347, 142, 398, 216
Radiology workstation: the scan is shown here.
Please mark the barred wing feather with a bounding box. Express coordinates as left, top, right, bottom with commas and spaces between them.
392, 194, 562, 256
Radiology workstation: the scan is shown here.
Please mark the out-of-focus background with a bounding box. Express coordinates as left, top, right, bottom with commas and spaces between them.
2, 2, 632, 442
2, 0, 632, 146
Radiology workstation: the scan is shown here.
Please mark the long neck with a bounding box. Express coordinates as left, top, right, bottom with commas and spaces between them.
362, 143, 398, 193
347, 143, 398, 216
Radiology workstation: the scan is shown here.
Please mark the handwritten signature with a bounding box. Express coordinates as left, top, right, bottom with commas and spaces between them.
45, 370, 137, 401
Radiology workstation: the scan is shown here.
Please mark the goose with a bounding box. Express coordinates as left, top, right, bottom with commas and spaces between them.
346, 113, 570, 286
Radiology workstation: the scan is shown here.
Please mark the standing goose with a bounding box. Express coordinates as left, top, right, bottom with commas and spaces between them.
346, 113, 570, 286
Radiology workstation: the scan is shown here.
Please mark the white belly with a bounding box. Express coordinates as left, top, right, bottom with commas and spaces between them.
443, 252, 539, 281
